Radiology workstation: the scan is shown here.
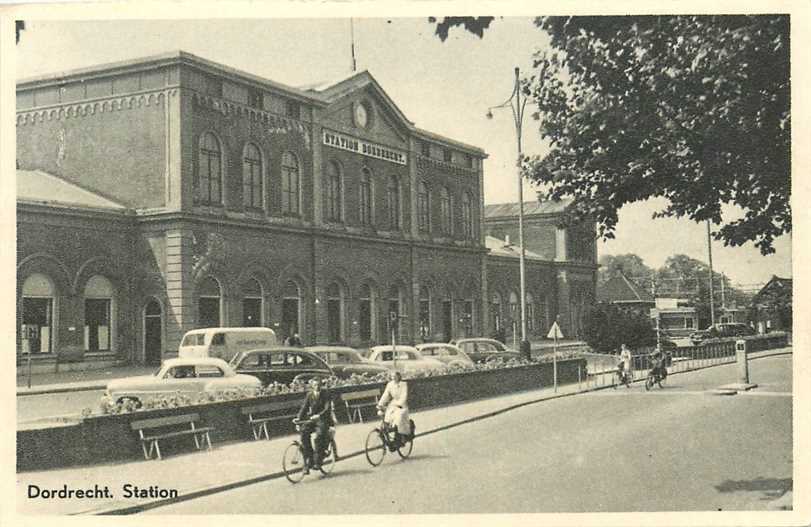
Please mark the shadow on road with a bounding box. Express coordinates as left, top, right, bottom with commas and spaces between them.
319, 468, 372, 480
715, 477, 792, 501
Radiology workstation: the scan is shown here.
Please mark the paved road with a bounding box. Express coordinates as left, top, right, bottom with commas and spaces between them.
149, 355, 792, 514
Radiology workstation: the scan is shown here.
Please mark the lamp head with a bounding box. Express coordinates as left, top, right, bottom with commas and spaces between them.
486, 110, 494, 120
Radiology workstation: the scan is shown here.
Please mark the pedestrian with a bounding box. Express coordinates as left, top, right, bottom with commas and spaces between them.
285, 333, 303, 347
619, 343, 632, 380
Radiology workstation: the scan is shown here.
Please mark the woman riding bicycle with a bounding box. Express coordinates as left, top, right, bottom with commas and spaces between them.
377, 371, 412, 449
296, 378, 334, 474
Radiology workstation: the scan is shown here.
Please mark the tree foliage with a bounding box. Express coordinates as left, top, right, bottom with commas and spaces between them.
598, 253, 654, 285
583, 303, 657, 353
525, 16, 790, 255
428, 17, 495, 41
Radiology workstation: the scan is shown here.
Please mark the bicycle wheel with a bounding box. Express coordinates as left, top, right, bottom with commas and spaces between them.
645, 374, 654, 391
320, 439, 338, 475
282, 442, 307, 484
365, 428, 386, 467
397, 436, 414, 459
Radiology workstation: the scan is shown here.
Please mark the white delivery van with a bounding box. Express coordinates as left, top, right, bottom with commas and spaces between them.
178, 327, 277, 363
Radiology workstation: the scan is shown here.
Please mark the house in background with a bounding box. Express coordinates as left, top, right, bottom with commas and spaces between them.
653, 297, 699, 338
596, 271, 654, 318
750, 275, 793, 334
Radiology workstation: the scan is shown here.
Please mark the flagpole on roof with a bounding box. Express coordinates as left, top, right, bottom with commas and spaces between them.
350, 18, 357, 73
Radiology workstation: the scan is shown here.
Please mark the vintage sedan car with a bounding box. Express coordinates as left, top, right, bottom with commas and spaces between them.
229, 347, 333, 387
105, 357, 261, 405
367, 345, 446, 374
450, 338, 522, 363
305, 345, 390, 379
415, 343, 474, 367
690, 323, 756, 345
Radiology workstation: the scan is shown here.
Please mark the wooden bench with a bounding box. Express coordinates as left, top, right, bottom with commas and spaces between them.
130, 413, 213, 461
241, 399, 303, 440
341, 388, 381, 424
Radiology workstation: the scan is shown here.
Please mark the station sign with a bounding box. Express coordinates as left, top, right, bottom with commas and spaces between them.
322, 129, 408, 165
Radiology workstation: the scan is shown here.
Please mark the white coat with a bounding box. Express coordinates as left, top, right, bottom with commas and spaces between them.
620, 348, 632, 372
378, 379, 411, 435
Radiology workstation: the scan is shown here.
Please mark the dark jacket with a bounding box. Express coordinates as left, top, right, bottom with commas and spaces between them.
297, 389, 334, 425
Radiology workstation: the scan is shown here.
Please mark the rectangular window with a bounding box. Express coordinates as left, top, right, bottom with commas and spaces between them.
418, 192, 430, 232
685, 318, 694, 329
443, 148, 453, 163
286, 101, 301, 120
85, 298, 111, 352
22, 297, 52, 354
421, 141, 430, 157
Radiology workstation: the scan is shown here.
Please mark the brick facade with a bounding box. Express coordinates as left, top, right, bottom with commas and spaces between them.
16, 52, 594, 370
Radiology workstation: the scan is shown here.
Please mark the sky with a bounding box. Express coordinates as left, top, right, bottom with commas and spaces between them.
13, 16, 793, 288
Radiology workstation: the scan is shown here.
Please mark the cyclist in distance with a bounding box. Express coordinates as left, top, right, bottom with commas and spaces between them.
618, 343, 632, 383
377, 371, 412, 449
296, 377, 334, 474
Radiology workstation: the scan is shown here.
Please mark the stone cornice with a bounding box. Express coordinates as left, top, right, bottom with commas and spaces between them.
416, 154, 477, 177
190, 91, 310, 138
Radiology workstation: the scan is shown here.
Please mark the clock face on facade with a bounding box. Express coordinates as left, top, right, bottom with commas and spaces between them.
354, 102, 369, 128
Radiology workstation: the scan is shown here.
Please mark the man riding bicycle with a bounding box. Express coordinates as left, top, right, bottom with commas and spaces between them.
649, 348, 668, 381
377, 371, 412, 450
296, 377, 334, 474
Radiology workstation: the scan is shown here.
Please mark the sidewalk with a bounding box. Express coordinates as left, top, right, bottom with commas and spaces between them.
17, 365, 156, 396
17, 346, 792, 515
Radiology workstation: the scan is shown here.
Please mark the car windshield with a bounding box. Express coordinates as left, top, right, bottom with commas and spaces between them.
181, 334, 205, 346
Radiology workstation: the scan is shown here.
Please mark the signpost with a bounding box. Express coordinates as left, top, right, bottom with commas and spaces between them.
547, 318, 564, 392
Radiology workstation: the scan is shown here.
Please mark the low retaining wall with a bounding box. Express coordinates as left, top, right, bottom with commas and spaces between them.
17, 358, 585, 471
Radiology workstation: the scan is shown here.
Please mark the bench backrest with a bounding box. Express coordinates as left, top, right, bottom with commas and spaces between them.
341, 389, 380, 403
131, 413, 200, 431
241, 399, 304, 416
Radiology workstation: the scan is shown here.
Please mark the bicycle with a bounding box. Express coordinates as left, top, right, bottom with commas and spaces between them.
645, 364, 667, 391
613, 364, 631, 389
364, 414, 415, 467
282, 418, 338, 484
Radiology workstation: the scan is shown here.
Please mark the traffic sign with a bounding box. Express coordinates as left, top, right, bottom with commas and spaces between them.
547, 321, 564, 340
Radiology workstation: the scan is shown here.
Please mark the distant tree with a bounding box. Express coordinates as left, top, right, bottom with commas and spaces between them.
598, 253, 654, 286
430, 15, 791, 255
583, 303, 657, 353
427, 17, 496, 41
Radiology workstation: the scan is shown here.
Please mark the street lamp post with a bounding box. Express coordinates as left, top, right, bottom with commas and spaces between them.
488, 67, 530, 359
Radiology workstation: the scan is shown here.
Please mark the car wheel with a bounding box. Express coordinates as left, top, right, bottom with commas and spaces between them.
116, 396, 142, 409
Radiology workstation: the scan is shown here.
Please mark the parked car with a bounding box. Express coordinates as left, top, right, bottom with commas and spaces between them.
229, 347, 333, 387
690, 323, 756, 345
105, 357, 261, 406
367, 345, 446, 374
450, 338, 522, 363
415, 343, 474, 367
305, 345, 390, 379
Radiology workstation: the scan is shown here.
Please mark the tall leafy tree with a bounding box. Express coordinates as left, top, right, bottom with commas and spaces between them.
526, 16, 790, 255
430, 15, 791, 255
598, 253, 654, 285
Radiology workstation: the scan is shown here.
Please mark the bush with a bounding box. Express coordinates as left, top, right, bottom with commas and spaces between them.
583, 303, 657, 354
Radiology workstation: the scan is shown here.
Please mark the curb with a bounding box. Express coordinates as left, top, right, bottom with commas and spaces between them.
69, 349, 795, 515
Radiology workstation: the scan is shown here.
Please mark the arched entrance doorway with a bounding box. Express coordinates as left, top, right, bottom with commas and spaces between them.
144, 300, 162, 364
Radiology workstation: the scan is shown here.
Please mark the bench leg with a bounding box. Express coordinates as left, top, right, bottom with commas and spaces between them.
205, 431, 212, 451
141, 441, 151, 460
154, 440, 162, 461
250, 423, 260, 440
193, 433, 201, 450
262, 422, 269, 441
358, 408, 364, 423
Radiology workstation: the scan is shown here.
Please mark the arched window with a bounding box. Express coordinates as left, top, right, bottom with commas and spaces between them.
281, 152, 300, 216
84, 275, 115, 352
418, 286, 431, 341
281, 280, 301, 342
325, 161, 342, 222
462, 192, 473, 240
439, 186, 452, 235
491, 292, 502, 333
387, 175, 401, 230
359, 167, 373, 226
508, 291, 519, 332
22, 273, 54, 354
417, 181, 430, 233
526, 293, 535, 332
326, 282, 344, 342
198, 277, 221, 328
359, 283, 376, 342
197, 132, 222, 205
241, 277, 263, 327
242, 143, 263, 210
